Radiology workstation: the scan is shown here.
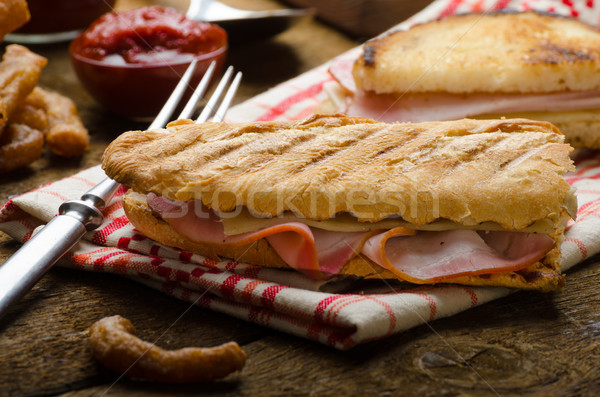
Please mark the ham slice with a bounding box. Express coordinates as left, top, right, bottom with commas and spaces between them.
147, 194, 555, 282
361, 229, 555, 283
147, 194, 371, 279
328, 57, 357, 94
328, 58, 600, 123
147, 194, 224, 242
266, 226, 373, 278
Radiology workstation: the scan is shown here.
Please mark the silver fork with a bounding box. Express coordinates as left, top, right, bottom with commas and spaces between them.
186, 0, 312, 40
0, 61, 242, 320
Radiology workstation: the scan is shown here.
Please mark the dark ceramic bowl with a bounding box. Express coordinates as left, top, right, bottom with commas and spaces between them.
70, 39, 227, 120
69, 6, 228, 120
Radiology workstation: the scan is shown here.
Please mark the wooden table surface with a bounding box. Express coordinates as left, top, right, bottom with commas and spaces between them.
1, 1, 599, 396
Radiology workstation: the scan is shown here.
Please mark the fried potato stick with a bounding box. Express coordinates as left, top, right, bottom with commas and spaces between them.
0, 45, 47, 135
0, 0, 30, 41
89, 315, 247, 383
19, 87, 89, 157
1, 96, 47, 173
10, 100, 48, 132
0, 123, 44, 173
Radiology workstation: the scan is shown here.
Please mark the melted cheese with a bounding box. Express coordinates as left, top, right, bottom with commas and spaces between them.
219, 205, 570, 236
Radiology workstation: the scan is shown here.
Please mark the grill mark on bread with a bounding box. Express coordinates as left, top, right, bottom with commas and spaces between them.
183, 140, 246, 165
382, 128, 511, 186
285, 124, 394, 176
489, 136, 549, 171
209, 131, 325, 184
362, 44, 377, 67
367, 126, 425, 161
425, 136, 511, 184
203, 130, 318, 171
287, 147, 346, 175
222, 124, 381, 193
277, 124, 427, 201
209, 123, 286, 140
429, 133, 546, 187
172, 130, 320, 194
279, 129, 368, 175
526, 43, 598, 65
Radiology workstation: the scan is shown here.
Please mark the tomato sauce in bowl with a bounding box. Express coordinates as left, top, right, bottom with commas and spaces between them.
70, 6, 228, 120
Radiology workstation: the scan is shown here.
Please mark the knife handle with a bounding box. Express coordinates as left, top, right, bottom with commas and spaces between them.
0, 199, 103, 320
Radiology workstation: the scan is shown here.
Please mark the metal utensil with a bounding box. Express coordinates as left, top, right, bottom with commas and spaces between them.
186, 0, 313, 41
0, 62, 242, 320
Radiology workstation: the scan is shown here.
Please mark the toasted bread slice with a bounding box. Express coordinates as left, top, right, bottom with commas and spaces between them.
353, 11, 600, 94
102, 114, 575, 229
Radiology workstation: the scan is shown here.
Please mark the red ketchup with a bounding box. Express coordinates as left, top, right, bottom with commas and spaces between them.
16, 0, 117, 34
74, 6, 227, 65
70, 6, 228, 119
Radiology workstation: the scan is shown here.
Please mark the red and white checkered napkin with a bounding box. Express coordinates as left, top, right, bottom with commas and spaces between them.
2, 0, 600, 349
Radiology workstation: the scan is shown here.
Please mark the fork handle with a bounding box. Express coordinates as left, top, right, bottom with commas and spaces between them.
0, 199, 104, 320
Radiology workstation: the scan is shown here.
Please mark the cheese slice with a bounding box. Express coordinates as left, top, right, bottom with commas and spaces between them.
219, 204, 573, 236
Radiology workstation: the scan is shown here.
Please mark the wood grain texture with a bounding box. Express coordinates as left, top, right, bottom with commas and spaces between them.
1, 1, 599, 396
1, 254, 597, 396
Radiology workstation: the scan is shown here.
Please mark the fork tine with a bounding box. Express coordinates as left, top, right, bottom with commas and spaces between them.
145, 61, 241, 129
196, 65, 235, 123
148, 59, 198, 130
177, 60, 217, 120
212, 71, 242, 122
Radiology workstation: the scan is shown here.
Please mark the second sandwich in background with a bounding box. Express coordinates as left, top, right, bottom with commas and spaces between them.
328, 11, 600, 149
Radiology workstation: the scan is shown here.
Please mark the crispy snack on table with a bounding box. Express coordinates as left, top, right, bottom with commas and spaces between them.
1, 93, 48, 173
89, 315, 247, 383
0, 45, 47, 135
10, 98, 48, 132
0, 0, 30, 41
0, 123, 44, 173
0, 44, 88, 171
20, 87, 89, 157
102, 114, 577, 292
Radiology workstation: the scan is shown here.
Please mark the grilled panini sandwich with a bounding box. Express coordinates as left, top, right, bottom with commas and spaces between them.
102, 114, 577, 291
328, 11, 600, 149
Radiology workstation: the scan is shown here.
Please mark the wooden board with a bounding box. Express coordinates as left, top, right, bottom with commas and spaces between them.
1, 1, 599, 395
